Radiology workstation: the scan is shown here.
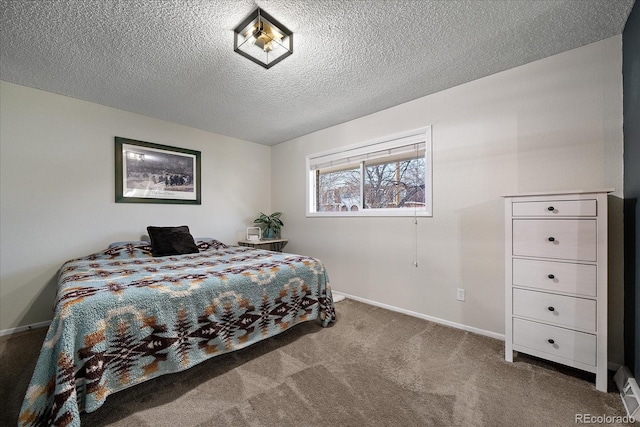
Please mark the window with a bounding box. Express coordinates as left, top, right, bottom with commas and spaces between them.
306, 126, 432, 217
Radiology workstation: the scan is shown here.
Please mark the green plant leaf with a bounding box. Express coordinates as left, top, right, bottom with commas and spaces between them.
253, 212, 284, 232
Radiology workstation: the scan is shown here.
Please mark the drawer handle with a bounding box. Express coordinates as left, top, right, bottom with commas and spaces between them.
547, 274, 555, 279
547, 339, 555, 344
547, 306, 555, 312
548, 237, 555, 242
547, 206, 555, 211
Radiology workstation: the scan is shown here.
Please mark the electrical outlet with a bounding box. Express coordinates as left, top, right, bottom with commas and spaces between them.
457, 288, 465, 302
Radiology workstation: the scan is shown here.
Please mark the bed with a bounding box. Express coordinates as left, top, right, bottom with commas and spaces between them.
18, 231, 336, 427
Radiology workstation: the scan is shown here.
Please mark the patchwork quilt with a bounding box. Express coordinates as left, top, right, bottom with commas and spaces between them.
18, 240, 336, 427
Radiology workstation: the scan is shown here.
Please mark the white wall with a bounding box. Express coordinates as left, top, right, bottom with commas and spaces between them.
0, 81, 271, 331
0, 36, 626, 365
272, 37, 625, 364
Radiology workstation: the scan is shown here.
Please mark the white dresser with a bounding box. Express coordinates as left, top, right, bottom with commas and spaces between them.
504, 190, 612, 392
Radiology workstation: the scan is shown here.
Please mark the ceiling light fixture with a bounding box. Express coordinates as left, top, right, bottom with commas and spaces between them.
233, 8, 293, 69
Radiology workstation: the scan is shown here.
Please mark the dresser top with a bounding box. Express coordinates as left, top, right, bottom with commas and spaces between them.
501, 189, 614, 198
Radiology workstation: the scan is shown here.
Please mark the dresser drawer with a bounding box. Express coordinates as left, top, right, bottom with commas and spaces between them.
512, 219, 597, 261
513, 318, 596, 366
513, 288, 596, 331
512, 200, 597, 217
512, 259, 597, 297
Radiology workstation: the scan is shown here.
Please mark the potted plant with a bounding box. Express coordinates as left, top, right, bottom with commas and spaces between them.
253, 212, 284, 239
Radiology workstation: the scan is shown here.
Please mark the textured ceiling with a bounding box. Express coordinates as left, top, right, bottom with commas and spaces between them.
0, 0, 635, 146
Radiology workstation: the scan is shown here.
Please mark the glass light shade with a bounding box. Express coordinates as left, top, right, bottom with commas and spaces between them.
233, 8, 293, 69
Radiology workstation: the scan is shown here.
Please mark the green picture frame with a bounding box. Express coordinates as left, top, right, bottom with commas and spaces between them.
115, 137, 201, 204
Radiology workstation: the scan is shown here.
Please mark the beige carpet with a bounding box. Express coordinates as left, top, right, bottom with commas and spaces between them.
0, 299, 632, 426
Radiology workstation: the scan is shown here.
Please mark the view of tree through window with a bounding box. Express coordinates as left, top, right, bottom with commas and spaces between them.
365, 157, 425, 209
316, 150, 425, 212
307, 126, 432, 216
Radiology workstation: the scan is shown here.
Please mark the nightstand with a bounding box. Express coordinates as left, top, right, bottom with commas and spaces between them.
238, 239, 288, 252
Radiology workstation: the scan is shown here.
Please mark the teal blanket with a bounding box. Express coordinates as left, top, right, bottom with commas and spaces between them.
18, 240, 336, 426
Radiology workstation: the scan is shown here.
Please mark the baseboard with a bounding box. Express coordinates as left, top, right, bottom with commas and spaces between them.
332, 291, 505, 341
0, 320, 51, 337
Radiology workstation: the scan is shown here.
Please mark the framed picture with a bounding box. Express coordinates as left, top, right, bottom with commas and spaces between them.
115, 137, 201, 204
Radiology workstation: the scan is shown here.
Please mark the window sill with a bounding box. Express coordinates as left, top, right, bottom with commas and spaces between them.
306, 210, 432, 218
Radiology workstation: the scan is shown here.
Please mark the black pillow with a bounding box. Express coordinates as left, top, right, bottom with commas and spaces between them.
146, 226, 199, 257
